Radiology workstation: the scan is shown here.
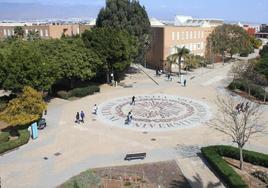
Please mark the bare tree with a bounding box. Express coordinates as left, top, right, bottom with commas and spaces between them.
212, 94, 264, 170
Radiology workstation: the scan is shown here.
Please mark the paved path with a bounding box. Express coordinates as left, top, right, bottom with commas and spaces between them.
0, 58, 267, 188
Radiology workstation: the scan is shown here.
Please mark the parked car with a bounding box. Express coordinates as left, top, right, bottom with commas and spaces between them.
37, 118, 47, 130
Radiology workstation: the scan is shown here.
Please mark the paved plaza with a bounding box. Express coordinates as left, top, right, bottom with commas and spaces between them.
98, 94, 211, 131
0, 60, 267, 188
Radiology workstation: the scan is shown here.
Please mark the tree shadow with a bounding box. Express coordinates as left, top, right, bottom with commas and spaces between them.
169, 173, 222, 188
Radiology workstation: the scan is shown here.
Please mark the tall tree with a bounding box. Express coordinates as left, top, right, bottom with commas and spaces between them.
96, 0, 151, 64
207, 24, 253, 63
0, 41, 57, 93
212, 94, 264, 170
167, 47, 190, 76
82, 27, 137, 82
0, 86, 47, 126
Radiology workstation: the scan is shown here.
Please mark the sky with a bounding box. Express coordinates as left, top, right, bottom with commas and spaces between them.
0, 0, 267, 23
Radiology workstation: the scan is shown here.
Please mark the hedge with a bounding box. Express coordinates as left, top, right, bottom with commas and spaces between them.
201, 145, 268, 188
57, 85, 100, 99
228, 80, 267, 102
0, 129, 30, 155
0, 131, 10, 144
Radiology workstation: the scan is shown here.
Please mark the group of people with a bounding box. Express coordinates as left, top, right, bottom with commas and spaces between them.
235, 102, 250, 113
75, 111, 85, 124
75, 104, 98, 124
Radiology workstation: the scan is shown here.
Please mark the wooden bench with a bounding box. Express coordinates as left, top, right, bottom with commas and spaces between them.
124, 153, 146, 161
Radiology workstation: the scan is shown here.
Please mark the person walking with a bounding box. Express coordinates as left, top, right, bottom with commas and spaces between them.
131, 96, 136, 105
93, 104, 98, 115
75, 112, 80, 124
184, 79, 187, 87
80, 110, 85, 123
127, 111, 133, 124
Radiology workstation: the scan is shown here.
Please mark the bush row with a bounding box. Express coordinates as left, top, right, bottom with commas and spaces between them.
201, 146, 248, 188
57, 85, 100, 99
228, 79, 268, 102
201, 145, 268, 188
212, 145, 268, 167
0, 129, 30, 155
0, 131, 10, 144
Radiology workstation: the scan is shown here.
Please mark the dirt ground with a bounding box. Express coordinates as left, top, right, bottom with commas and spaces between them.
224, 157, 268, 188
93, 160, 190, 188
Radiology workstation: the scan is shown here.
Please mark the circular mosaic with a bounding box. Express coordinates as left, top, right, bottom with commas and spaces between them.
98, 94, 211, 131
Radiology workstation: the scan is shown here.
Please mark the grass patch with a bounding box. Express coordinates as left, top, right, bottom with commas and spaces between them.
58, 169, 101, 188
0, 128, 30, 155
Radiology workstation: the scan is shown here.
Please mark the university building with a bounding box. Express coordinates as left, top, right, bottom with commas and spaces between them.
146, 16, 224, 72
0, 23, 91, 39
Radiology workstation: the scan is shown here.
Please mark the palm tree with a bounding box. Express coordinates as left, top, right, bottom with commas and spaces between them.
14, 26, 25, 39
27, 30, 40, 41
167, 47, 190, 76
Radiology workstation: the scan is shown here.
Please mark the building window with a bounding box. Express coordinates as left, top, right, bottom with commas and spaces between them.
190, 31, 192, 39
189, 43, 193, 51
197, 43, 201, 49
45, 29, 48, 37
182, 32, 185, 40
186, 31, 189, 40
193, 43, 196, 50
172, 32, 175, 41
201, 42, 204, 49
77, 28, 80, 35
25, 29, 28, 35
40, 29, 43, 37
11, 29, 14, 35
198, 31, 201, 38
177, 32, 180, 40
3, 29, 7, 36
7, 29, 11, 36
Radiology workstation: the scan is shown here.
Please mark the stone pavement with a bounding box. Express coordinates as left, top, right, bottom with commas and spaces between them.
0, 60, 267, 188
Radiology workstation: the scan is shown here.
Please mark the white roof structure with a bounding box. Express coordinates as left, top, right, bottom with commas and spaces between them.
0, 22, 33, 26
174, 15, 223, 27
150, 17, 165, 27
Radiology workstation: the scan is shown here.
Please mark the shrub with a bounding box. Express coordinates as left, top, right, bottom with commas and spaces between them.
57, 90, 69, 99
69, 85, 100, 98
0, 129, 30, 154
202, 145, 268, 188
57, 85, 100, 99
201, 146, 248, 188
228, 80, 267, 102
0, 131, 10, 143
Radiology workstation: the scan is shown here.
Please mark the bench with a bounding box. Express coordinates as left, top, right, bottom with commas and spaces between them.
124, 153, 146, 161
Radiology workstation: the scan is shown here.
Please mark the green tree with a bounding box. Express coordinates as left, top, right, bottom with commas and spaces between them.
14, 26, 25, 39
0, 86, 46, 126
0, 41, 57, 93
82, 27, 137, 82
260, 44, 268, 57
167, 47, 190, 76
255, 54, 268, 80
96, 0, 151, 64
27, 30, 41, 41
207, 24, 253, 63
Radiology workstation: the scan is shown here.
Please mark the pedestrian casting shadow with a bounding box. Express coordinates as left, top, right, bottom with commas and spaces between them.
170, 173, 222, 188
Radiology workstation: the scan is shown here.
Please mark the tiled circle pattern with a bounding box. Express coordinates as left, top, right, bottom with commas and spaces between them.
98, 94, 211, 131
